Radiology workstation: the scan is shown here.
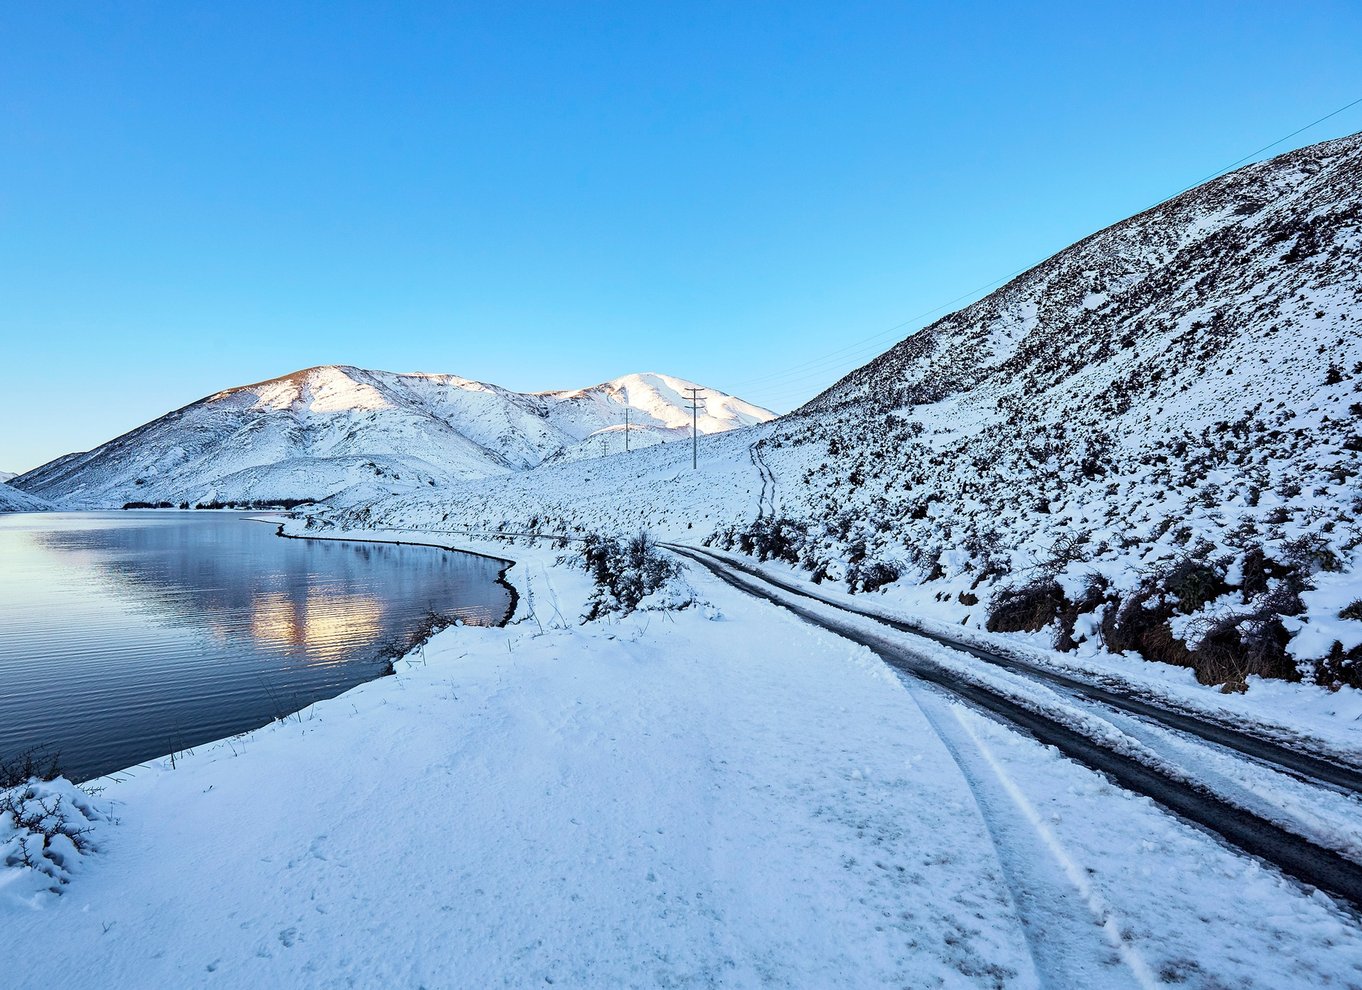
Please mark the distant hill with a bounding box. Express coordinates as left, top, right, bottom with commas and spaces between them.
11, 367, 773, 508
0, 482, 54, 513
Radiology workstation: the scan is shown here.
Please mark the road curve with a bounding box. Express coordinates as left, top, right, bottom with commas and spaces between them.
667, 542, 1362, 913
667, 543, 1362, 796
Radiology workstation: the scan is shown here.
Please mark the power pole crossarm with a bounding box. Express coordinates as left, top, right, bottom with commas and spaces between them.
682, 387, 704, 470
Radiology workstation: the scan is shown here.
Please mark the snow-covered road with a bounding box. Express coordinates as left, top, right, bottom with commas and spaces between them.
4, 536, 1361, 988
671, 543, 1362, 905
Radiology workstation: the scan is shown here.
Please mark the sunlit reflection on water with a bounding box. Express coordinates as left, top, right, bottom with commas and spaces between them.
0, 512, 512, 781
247, 589, 385, 654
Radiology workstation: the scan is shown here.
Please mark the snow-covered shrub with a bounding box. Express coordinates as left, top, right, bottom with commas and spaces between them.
986, 578, 1068, 635
1162, 557, 1231, 615
1098, 553, 1309, 687
1315, 640, 1362, 691
846, 558, 900, 594
710, 515, 809, 566
1, 778, 106, 892
1054, 573, 1113, 652
579, 532, 689, 620
1193, 611, 1297, 692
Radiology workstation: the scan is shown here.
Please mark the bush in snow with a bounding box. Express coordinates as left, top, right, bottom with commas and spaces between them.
709, 515, 808, 566
846, 558, 901, 594
0, 749, 63, 790
1097, 551, 1306, 689
1, 777, 106, 892
986, 578, 1068, 636
1315, 640, 1362, 692
579, 531, 689, 621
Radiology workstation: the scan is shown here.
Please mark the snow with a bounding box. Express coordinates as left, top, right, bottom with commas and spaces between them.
1, 540, 1037, 987
1287, 550, 1362, 661
10, 367, 775, 508
0, 482, 55, 513
5, 535, 1361, 987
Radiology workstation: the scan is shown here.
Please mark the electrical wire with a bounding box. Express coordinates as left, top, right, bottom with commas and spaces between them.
721, 96, 1362, 401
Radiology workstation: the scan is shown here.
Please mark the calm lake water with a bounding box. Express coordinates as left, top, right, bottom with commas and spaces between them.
0, 512, 513, 782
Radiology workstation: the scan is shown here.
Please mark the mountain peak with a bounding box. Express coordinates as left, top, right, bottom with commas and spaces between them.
11, 366, 776, 507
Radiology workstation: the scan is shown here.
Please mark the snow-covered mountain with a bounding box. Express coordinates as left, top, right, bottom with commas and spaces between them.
327, 130, 1362, 691
0, 471, 16, 483
0, 482, 54, 513
10, 368, 773, 507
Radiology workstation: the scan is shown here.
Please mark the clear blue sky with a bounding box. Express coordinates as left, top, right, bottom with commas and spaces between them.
3, 1, 1361, 472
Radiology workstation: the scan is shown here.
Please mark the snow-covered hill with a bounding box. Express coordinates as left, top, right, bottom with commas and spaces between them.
0, 471, 16, 484
0, 482, 55, 513
324, 130, 1362, 692
10, 368, 773, 508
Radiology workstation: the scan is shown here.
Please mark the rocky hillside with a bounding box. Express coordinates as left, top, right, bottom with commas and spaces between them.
10, 367, 773, 508
329, 130, 1362, 691
727, 129, 1362, 688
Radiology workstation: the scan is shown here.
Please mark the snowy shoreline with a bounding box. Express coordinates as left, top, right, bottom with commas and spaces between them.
268, 517, 523, 631
4, 528, 1362, 987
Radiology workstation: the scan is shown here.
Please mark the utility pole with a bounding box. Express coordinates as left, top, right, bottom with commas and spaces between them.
682, 387, 704, 470
624, 406, 630, 453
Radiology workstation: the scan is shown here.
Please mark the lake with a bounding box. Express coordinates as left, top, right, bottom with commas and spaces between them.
0, 512, 514, 782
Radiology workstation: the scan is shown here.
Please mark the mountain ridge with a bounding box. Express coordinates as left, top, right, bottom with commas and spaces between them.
10, 366, 774, 508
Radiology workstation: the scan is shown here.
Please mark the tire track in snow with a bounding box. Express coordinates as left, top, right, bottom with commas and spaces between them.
910, 686, 1162, 990
670, 544, 1362, 796
667, 544, 1362, 913
750, 441, 778, 519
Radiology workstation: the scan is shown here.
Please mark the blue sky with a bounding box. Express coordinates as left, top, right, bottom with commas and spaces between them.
3, 2, 1361, 472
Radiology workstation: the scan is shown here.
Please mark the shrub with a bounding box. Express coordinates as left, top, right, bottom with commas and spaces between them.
1, 776, 106, 891
740, 516, 808, 565
0, 749, 62, 790
1239, 546, 1296, 597
1163, 558, 1229, 614
1054, 573, 1112, 652
580, 531, 682, 620
1314, 641, 1362, 691
1340, 600, 1362, 622
1099, 588, 1191, 668
987, 578, 1068, 635
1282, 533, 1341, 575
1193, 615, 1298, 690
848, 559, 900, 594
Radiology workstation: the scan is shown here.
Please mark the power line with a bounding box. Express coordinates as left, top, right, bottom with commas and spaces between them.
722, 97, 1362, 398
1164, 96, 1362, 202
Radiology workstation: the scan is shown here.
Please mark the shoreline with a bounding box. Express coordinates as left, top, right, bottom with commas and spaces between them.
270, 520, 522, 629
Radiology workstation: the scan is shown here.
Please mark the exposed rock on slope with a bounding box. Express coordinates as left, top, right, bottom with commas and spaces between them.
10, 367, 773, 508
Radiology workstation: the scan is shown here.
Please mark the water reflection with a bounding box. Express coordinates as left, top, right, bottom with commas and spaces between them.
0, 512, 512, 781
247, 589, 384, 652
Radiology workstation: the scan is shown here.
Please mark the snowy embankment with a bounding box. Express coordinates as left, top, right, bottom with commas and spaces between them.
4, 530, 1361, 988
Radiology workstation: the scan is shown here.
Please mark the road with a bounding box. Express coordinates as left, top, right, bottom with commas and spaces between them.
666, 541, 1362, 913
